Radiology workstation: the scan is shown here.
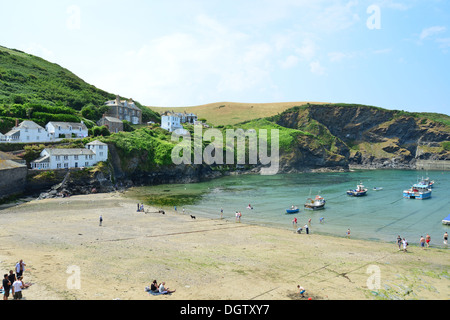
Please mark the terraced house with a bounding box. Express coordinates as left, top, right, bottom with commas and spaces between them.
30, 140, 108, 170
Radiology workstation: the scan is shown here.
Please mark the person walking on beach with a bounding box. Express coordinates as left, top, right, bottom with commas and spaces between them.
304, 224, 309, 234
397, 235, 402, 250
292, 217, 297, 230
220, 208, 223, 219
444, 232, 448, 246
346, 228, 351, 239
99, 215, 103, 226
426, 234, 431, 248
402, 238, 408, 252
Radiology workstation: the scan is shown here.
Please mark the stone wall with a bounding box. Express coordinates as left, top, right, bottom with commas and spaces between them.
0, 164, 28, 200
415, 160, 450, 171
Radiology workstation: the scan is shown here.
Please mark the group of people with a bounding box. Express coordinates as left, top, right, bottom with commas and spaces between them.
1, 259, 30, 300
397, 232, 448, 252
148, 280, 176, 295
292, 217, 311, 234
137, 203, 145, 212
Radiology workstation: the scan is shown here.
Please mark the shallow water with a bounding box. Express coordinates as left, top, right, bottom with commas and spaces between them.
131, 170, 450, 246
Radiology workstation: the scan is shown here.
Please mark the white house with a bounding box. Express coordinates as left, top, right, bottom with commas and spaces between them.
31, 140, 108, 170
161, 113, 184, 132
46, 121, 88, 139
1, 120, 52, 143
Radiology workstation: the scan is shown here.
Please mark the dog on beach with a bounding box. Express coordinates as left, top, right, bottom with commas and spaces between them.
190, 215, 196, 219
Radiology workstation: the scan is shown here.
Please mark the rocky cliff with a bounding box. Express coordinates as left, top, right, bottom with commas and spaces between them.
272, 104, 450, 170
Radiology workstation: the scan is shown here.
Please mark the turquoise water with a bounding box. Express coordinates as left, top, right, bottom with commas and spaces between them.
138, 170, 450, 246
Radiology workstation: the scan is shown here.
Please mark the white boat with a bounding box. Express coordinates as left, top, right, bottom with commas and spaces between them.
304, 195, 326, 210
403, 184, 432, 200
442, 213, 450, 225
347, 182, 368, 197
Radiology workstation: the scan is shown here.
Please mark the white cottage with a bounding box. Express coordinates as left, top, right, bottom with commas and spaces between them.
46, 121, 88, 139
161, 113, 184, 132
1, 120, 52, 143
31, 140, 108, 170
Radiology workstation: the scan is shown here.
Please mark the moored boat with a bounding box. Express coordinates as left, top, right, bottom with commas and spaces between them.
403, 184, 432, 200
442, 214, 450, 225
304, 195, 326, 210
286, 206, 299, 214
347, 182, 368, 197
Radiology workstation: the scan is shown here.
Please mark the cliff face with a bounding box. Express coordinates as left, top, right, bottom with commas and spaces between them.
274, 104, 450, 170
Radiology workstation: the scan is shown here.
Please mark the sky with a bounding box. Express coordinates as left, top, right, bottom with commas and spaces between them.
1, 0, 449, 114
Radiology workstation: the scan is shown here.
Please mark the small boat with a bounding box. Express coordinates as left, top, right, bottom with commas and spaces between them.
286, 206, 299, 214
442, 213, 450, 225
372, 187, 383, 191
347, 182, 368, 197
304, 195, 326, 210
403, 184, 432, 200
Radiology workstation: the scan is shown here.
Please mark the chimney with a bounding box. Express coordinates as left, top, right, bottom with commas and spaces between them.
15, 118, 18, 127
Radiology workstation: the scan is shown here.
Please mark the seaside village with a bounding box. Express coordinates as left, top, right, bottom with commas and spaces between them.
0, 95, 198, 200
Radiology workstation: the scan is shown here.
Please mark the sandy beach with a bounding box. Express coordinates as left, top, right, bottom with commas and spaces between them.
0, 191, 448, 301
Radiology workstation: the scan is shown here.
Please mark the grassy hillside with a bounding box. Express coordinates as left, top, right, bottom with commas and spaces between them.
148, 101, 329, 126
0, 45, 160, 132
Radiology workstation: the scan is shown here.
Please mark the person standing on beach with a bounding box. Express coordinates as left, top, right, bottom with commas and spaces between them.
346, 228, 350, 239
220, 208, 223, 219
12, 276, 24, 300
292, 217, 297, 230
99, 215, 103, 226
426, 234, 431, 248
8, 270, 15, 297
397, 235, 402, 250
420, 236, 425, 249
304, 224, 309, 234
444, 232, 448, 246
15, 260, 26, 278
2, 274, 11, 300
402, 238, 408, 252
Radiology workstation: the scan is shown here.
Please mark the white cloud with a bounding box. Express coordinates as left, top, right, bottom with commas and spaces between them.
309, 60, 326, 75
279, 55, 299, 69
420, 26, 446, 41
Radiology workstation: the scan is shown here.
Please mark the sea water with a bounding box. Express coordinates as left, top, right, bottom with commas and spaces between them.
133, 170, 450, 247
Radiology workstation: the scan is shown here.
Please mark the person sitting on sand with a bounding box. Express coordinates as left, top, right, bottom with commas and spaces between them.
159, 282, 176, 294
150, 280, 159, 292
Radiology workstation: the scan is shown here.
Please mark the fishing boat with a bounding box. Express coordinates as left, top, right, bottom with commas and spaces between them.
286, 206, 299, 214
304, 195, 326, 210
414, 176, 434, 189
403, 183, 432, 200
346, 182, 368, 197
373, 187, 383, 191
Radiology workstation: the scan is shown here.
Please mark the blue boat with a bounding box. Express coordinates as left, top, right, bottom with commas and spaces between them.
403, 184, 432, 200
442, 213, 450, 225
286, 206, 299, 214
347, 182, 368, 197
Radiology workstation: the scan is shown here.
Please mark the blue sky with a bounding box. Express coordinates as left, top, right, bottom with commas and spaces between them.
1, 0, 449, 114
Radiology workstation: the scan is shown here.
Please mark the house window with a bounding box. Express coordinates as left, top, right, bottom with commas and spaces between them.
64, 163, 69, 168
64, 155, 68, 160
57, 163, 61, 169
99, 152, 103, 156
99, 145, 103, 149
74, 155, 79, 160
85, 162, 89, 166
56, 156, 60, 161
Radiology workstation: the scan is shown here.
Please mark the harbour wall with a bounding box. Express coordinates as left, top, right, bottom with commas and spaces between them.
415, 160, 450, 171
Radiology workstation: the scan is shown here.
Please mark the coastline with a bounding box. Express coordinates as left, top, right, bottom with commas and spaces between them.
0, 191, 448, 300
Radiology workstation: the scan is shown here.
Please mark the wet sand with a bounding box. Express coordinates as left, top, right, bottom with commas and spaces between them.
0, 191, 448, 300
